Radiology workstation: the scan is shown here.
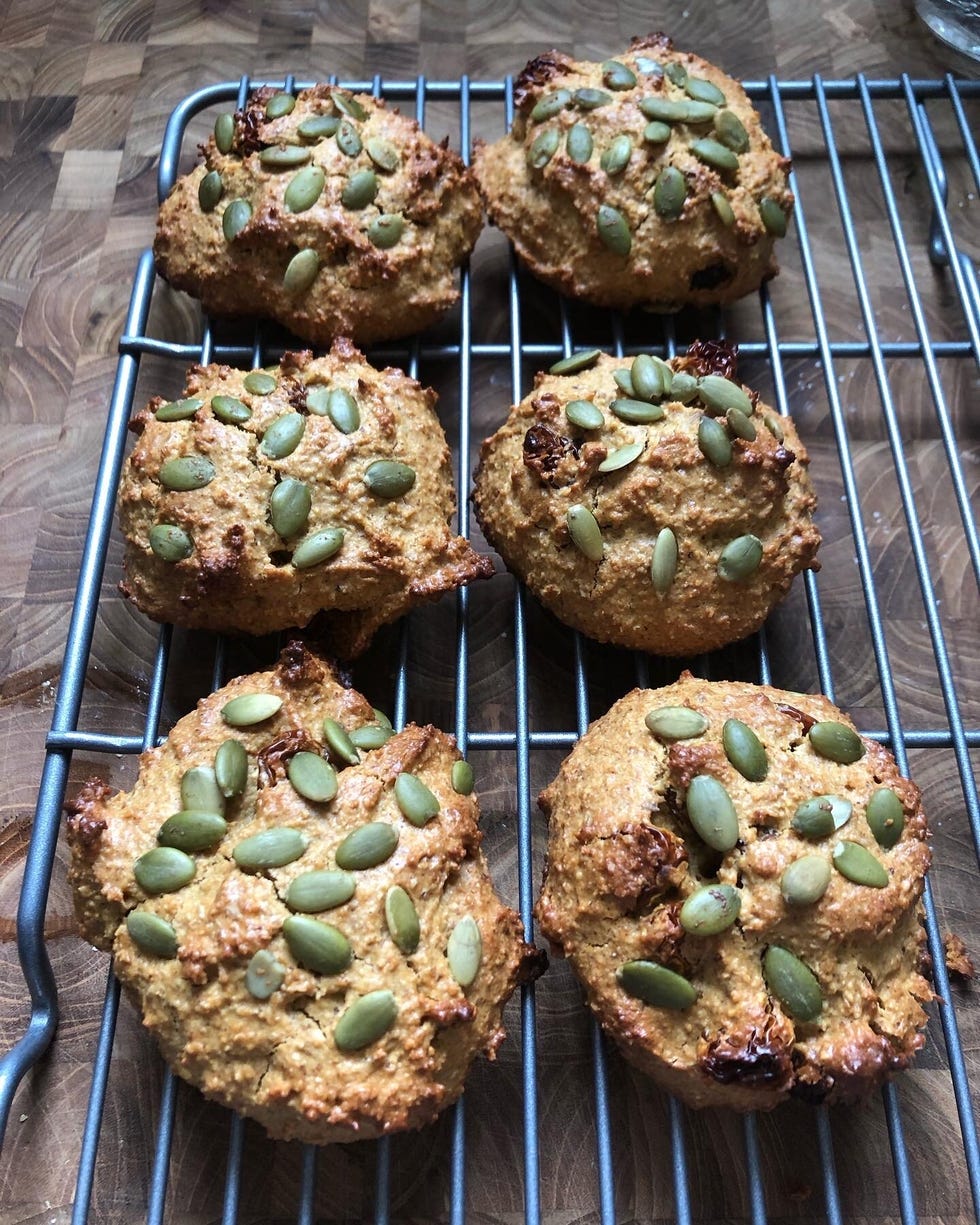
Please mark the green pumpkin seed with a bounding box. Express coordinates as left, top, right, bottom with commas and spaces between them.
126, 911, 178, 959
298, 114, 339, 140
601, 134, 632, 176
134, 846, 195, 895
350, 724, 393, 750
717, 534, 763, 582
211, 394, 251, 424
639, 97, 717, 124
198, 169, 223, 212
334, 989, 397, 1052
304, 386, 330, 415
792, 796, 836, 840
214, 112, 235, 154
566, 504, 603, 562
367, 213, 404, 248
565, 399, 604, 430
573, 87, 611, 110
630, 354, 666, 402
763, 413, 785, 442
602, 59, 637, 90
394, 772, 440, 827
223, 198, 252, 241
324, 388, 360, 432
643, 120, 672, 144
284, 165, 325, 213
288, 752, 338, 804
634, 56, 664, 77
155, 397, 203, 422
669, 371, 698, 403
685, 76, 726, 106
260, 412, 306, 459
259, 145, 311, 170
528, 127, 560, 169
721, 719, 769, 781
696, 373, 753, 416
336, 118, 362, 157
447, 915, 482, 987
618, 960, 697, 1010
613, 368, 635, 397
697, 415, 732, 467
679, 884, 741, 936
158, 455, 215, 492
385, 885, 420, 954
451, 759, 475, 795
373, 708, 393, 730
714, 108, 749, 152
341, 168, 379, 210
332, 90, 367, 121
866, 787, 905, 849
665, 61, 688, 87
180, 765, 225, 814
650, 526, 678, 594
221, 693, 283, 727
530, 89, 572, 122
364, 459, 415, 498
282, 914, 351, 975
808, 720, 865, 764
335, 821, 399, 870
823, 795, 855, 829
726, 406, 757, 440
269, 478, 312, 538
644, 705, 707, 741
611, 397, 665, 424
265, 92, 295, 119
149, 523, 193, 562
245, 949, 286, 999
833, 840, 889, 887
653, 165, 687, 220
286, 869, 356, 913
283, 248, 320, 293
243, 370, 277, 395
759, 196, 788, 237
322, 717, 360, 766
365, 136, 399, 172
596, 204, 631, 256
157, 809, 227, 852
686, 774, 739, 852
549, 348, 601, 375
711, 191, 735, 227
598, 441, 644, 474
763, 946, 822, 1021
233, 826, 309, 872
566, 123, 594, 164
781, 854, 832, 906
215, 738, 248, 798
292, 528, 344, 569
690, 137, 739, 173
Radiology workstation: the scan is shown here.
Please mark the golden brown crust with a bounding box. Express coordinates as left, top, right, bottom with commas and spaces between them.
473, 347, 820, 656
473, 37, 793, 310
154, 87, 483, 346
117, 343, 493, 650
536, 677, 932, 1110
66, 644, 538, 1144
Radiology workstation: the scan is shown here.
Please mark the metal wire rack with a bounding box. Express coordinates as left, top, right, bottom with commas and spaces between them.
1, 69, 979, 1224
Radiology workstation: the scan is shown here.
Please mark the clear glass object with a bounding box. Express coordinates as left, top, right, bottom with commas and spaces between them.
915, 0, 980, 59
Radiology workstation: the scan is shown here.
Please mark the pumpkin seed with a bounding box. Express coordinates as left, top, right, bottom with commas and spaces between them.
259, 145, 311, 170
697, 373, 753, 416
366, 136, 399, 172
126, 911, 178, 958
639, 97, 717, 124
334, 989, 397, 1051
149, 523, 193, 562
260, 412, 306, 459
611, 398, 665, 424
792, 796, 837, 840
573, 87, 611, 109
722, 718, 769, 781
631, 353, 665, 402
549, 348, 601, 375
265, 92, 295, 119
385, 885, 420, 954
323, 388, 360, 432
180, 765, 225, 814
364, 459, 415, 498
282, 914, 351, 975
134, 846, 195, 895
157, 809, 227, 852
643, 120, 672, 144
650, 526, 678, 594
198, 169, 223, 211
298, 114, 340, 140
367, 213, 404, 248
292, 528, 344, 569
284, 165, 325, 213
158, 455, 215, 492
530, 89, 572, 123
394, 772, 440, 827
215, 738, 248, 798
645, 705, 707, 740
243, 370, 276, 395
714, 108, 749, 152
669, 371, 698, 403
690, 137, 739, 173
717, 534, 763, 581
598, 441, 644, 474
214, 112, 235, 154
283, 248, 320, 293
565, 399, 604, 430
697, 415, 732, 467
155, 397, 203, 422
808, 720, 865, 764
269, 477, 312, 538
566, 504, 603, 562
332, 90, 367, 121
288, 752, 338, 804
613, 368, 635, 397
686, 774, 739, 852
222, 198, 252, 240
304, 386, 329, 415
601, 134, 633, 176
711, 191, 735, 227
221, 693, 283, 727
233, 826, 309, 872
602, 59, 637, 90
528, 127, 560, 169
451, 759, 475, 795
335, 821, 399, 870
665, 61, 688, 87
634, 56, 664, 77
763, 412, 785, 442
286, 869, 356, 913
685, 76, 726, 106
341, 168, 379, 209
866, 787, 905, 849
653, 165, 687, 219
211, 394, 251, 424
336, 118, 362, 157
245, 949, 286, 999
350, 724, 393, 750
566, 123, 594, 164
726, 406, 757, 440
322, 718, 360, 766
373, 708, 393, 730
781, 854, 832, 906
759, 196, 788, 237
447, 915, 482, 986
651, 355, 674, 394
597, 204, 631, 256
679, 884, 741, 936
618, 960, 697, 1010
833, 840, 889, 887
763, 946, 822, 1021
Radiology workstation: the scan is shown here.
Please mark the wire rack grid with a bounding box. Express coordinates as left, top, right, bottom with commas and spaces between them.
0, 68, 978, 1225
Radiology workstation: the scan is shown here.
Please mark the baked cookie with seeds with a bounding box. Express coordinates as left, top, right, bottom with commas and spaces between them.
536, 675, 932, 1110
67, 643, 541, 1144
473, 35, 793, 310
473, 341, 820, 656
118, 342, 492, 655
154, 85, 483, 345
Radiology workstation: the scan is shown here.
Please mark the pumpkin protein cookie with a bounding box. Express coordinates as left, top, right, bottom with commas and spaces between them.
118, 342, 493, 655
473, 34, 793, 311
536, 676, 932, 1110
154, 85, 483, 345
473, 342, 820, 657
67, 643, 542, 1144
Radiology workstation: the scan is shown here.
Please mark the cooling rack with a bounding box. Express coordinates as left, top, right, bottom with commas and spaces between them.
1, 70, 979, 1225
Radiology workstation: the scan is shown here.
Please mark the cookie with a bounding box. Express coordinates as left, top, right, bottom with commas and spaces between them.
536, 676, 932, 1110
154, 86, 483, 346
67, 643, 541, 1144
118, 342, 492, 655
473, 342, 820, 657
473, 35, 793, 311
